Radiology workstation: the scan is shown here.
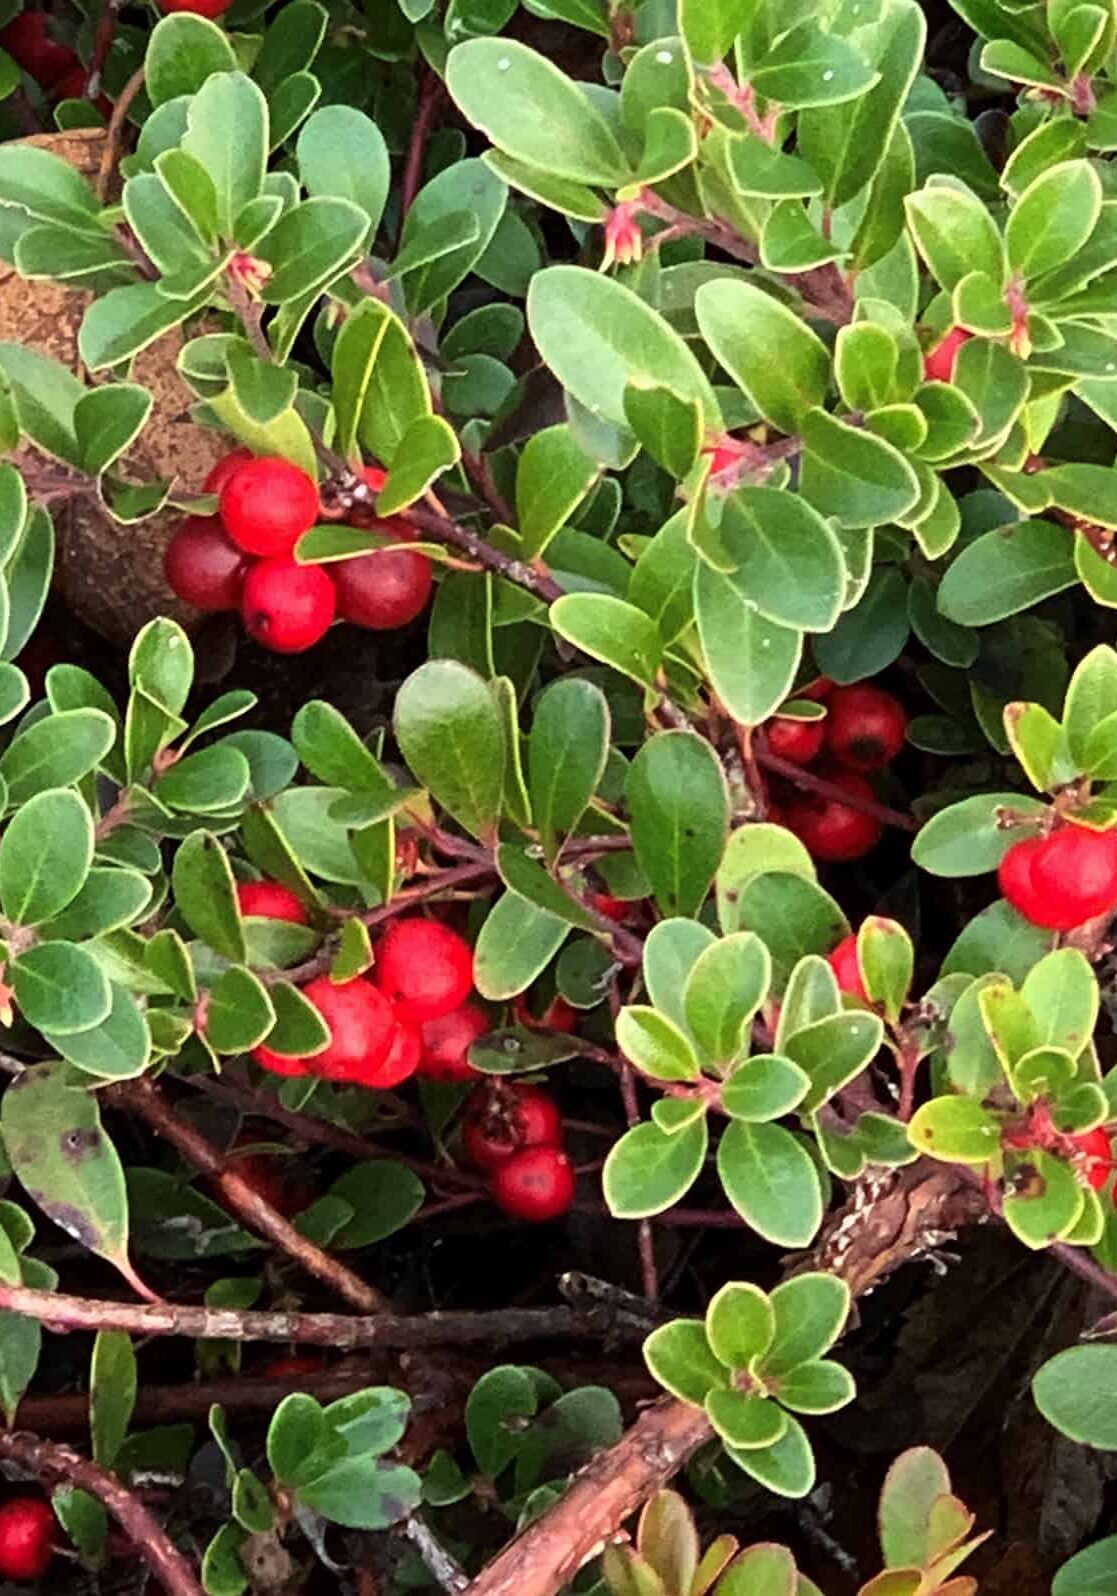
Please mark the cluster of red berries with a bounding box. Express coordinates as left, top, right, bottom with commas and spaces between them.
243, 887, 477, 1087
0, 1498, 53, 1582
164, 452, 433, 653
0, 11, 109, 111
765, 680, 907, 862
461, 1081, 574, 1222
998, 822, 1117, 932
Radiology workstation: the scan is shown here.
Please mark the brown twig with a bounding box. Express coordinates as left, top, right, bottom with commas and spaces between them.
461, 447, 516, 527
0, 1431, 202, 1596
399, 67, 447, 236
110, 1078, 390, 1314
397, 505, 564, 604
1051, 1241, 1117, 1308
618, 1067, 657, 1301
97, 63, 144, 203
85, 0, 124, 99
0, 1287, 640, 1348
755, 744, 919, 832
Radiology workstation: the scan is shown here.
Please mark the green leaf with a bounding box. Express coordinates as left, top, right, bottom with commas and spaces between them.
145, 12, 237, 106
905, 180, 1006, 292
79, 281, 207, 371
603, 1118, 708, 1218
643, 1319, 728, 1405
90, 1330, 135, 1468
858, 916, 913, 1023
172, 830, 247, 963
201, 1523, 248, 1596
799, 408, 920, 528
181, 73, 267, 239
783, 1010, 885, 1112
323, 1163, 425, 1249
627, 732, 729, 918
74, 386, 153, 478
0, 144, 101, 233
0, 788, 91, 926
623, 382, 702, 481
763, 1272, 851, 1375
717, 825, 814, 933
396, 158, 507, 316
705, 1281, 775, 1369
297, 106, 389, 238
516, 425, 598, 561
297, 1458, 421, 1529
937, 520, 1077, 625
1003, 1146, 1084, 1249
528, 265, 719, 432
1005, 161, 1101, 283
615, 1006, 701, 1083
259, 197, 368, 303
1, 1063, 146, 1295
527, 678, 609, 863
394, 660, 505, 843
706, 1388, 786, 1450
713, 488, 845, 633
45, 984, 151, 1083
376, 415, 461, 515
683, 934, 770, 1065
267, 1393, 326, 1486
734, 872, 848, 990
679, 0, 748, 65
694, 279, 829, 435
1034, 1344, 1117, 1448
206, 966, 275, 1054
911, 792, 1046, 877
332, 300, 431, 469
721, 1054, 810, 1121
775, 1359, 855, 1415
1054, 1534, 1117, 1594
447, 39, 631, 186
1064, 645, 1117, 769
907, 1095, 1002, 1163
550, 594, 662, 688
643, 918, 717, 1032
748, 22, 879, 108
717, 1121, 823, 1246
725, 1413, 815, 1499
13, 942, 111, 1036
155, 745, 250, 814
473, 890, 569, 1000
0, 709, 115, 805
715, 1543, 799, 1596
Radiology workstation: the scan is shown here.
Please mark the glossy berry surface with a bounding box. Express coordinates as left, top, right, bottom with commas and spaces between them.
490, 1145, 575, 1222
0, 1497, 54, 1581
164, 516, 247, 612
158, 0, 233, 16
1, 12, 76, 85
375, 917, 474, 1023
236, 880, 308, 924
767, 714, 825, 766
923, 326, 972, 382
1000, 824, 1117, 931
354, 1018, 423, 1088
420, 1002, 488, 1081
784, 770, 883, 862
301, 976, 395, 1081
220, 456, 319, 556
250, 1041, 312, 1078
828, 932, 868, 1001
203, 448, 254, 494
462, 1084, 564, 1172
334, 546, 434, 631
825, 684, 907, 772
241, 557, 336, 653
588, 891, 629, 922
1072, 1127, 1113, 1191
512, 993, 578, 1034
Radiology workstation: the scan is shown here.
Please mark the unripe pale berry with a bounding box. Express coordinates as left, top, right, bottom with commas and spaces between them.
374, 918, 474, 1023
236, 880, 308, 925
241, 557, 336, 653
490, 1145, 575, 1222
220, 456, 319, 556
824, 684, 907, 772
164, 516, 247, 612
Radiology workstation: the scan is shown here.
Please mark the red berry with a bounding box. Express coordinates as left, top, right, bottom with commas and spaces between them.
588, 891, 629, 922
353, 1019, 423, 1088
420, 1002, 488, 1081
220, 456, 319, 556
824, 684, 907, 772
262, 1355, 324, 1378
767, 714, 825, 766
828, 932, 868, 1001
236, 880, 309, 925
300, 976, 396, 1082
923, 326, 972, 383
512, 993, 578, 1034
204, 448, 254, 494
334, 547, 433, 631
1072, 1127, 1113, 1191
799, 677, 834, 702
490, 1145, 575, 1222
251, 1042, 312, 1078
1, 13, 76, 86
51, 63, 111, 113
163, 516, 247, 612
158, 0, 233, 16
1001, 824, 1117, 932
0, 1498, 54, 1581
462, 1083, 563, 1172
783, 770, 883, 862
374, 918, 474, 1023
362, 465, 387, 494
241, 557, 336, 653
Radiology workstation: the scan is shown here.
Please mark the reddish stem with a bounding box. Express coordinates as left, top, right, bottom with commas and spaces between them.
399, 67, 447, 237
756, 744, 919, 832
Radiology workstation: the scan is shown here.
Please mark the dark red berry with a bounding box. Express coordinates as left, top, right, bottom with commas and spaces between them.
241, 557, 336, 653
420, 1002, 488, 1081
51, 63, 111, 113
374, 918, 474, 1023
462, 1083, 563, 1172
158, 0, 233, 16
1000, 824, 1117, 931
333, 546, 433, 631
226, 1150, 311, 1218
588, 891, 629, 922
204, 448, 254, 494
512, 993, 578, 1034
220, 456, 319, 556
236, 880, 309, 924
1, 13, 76, 85
783, 770, 883, 862
490, 1145, 575, 1222
824, 684, 907, 772
262, 1355, 324, 1378
353, 1018, 422, 1088
1072, 1127, 1113, 1191
923, 326, 972, 383
164, 516, 247, 612
298, 976, 395, 1082
828, 932, 868, 1000
0, 1497, 54, 1581
767, 714, 825, 766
